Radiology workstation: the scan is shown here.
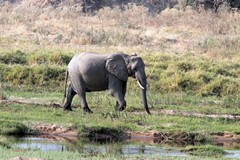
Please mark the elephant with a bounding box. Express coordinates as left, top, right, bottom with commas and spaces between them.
63, 52, 151, 114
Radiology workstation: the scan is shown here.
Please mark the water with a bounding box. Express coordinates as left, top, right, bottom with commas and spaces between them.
12, 136, 189, 157
14, 137, 67, 152
9, 136, 240, 158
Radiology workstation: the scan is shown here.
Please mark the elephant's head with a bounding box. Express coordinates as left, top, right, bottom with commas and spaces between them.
106, 53, 151, 114
126, 53, 151, 114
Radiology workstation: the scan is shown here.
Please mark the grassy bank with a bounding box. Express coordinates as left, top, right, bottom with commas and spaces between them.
0, 100, 237, 159
1, 51, 240, 97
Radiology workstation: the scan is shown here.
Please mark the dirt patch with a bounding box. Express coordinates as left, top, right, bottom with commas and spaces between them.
0, 97, 62, 108
9, 157, 45, 160
32, 123, 77, 138
211, 132, 240, 148
30, 123, 240, 148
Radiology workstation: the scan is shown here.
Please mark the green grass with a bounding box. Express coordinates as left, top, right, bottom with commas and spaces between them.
1, 101, 240, 136
1, 51, 240, 96
4, 86, 240, 115
182, 145, 227, 157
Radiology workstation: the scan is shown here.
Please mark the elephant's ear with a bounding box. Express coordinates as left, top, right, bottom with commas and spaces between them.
105, 54, 128, 81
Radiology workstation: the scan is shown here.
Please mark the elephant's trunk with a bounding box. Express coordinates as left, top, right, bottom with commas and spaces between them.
141, 87, 151, 114
136, 73, 151, 115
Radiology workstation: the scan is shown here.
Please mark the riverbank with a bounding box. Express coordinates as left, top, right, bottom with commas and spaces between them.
1, 96, 240, 147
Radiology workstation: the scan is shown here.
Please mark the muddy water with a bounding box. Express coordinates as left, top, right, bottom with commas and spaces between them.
9, 135, 240, 158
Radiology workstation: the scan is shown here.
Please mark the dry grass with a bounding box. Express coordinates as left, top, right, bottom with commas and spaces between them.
0, 2, 240, 59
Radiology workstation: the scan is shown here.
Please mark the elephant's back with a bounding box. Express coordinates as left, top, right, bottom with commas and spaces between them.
68, 52, 108, 78
68, 52, 109, 91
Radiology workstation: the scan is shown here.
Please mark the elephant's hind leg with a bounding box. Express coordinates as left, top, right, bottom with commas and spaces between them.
77, 92, 93, 113
63, 84, 76, 111
70, 76, 93, 113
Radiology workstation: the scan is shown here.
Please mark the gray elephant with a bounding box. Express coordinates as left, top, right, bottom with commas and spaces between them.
63, 52, 151, 114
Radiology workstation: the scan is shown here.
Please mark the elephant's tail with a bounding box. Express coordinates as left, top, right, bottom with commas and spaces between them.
62, 69, 69, 104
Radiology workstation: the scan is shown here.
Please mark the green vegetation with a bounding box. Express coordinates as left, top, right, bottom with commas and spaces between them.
0, 120, 29, 136
1, 51, 239, 97
182, 145, 227, 157
1, 102, 240, 136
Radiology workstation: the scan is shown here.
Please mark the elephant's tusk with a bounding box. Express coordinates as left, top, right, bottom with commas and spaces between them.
137, 80, 145, 90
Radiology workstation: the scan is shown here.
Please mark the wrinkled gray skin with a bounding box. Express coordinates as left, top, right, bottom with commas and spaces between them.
63, 52, 151, 114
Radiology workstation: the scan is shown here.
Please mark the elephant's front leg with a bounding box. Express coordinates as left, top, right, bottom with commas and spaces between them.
109, 75, 126, 111
115, 81, 127, 111
112, 92, 126, 111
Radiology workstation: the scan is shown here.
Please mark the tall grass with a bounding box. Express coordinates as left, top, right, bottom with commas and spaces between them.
0, 50, 239, 96
1, 3, 240, 55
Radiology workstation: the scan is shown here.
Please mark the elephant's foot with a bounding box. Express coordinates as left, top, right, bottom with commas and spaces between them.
115, 102, 126, 111
83, 107, 93, 113
63, 107, 73, 111
116, 105, 126, 111
63, 104, 73, 111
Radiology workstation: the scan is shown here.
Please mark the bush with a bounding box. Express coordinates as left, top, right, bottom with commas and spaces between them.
79, 126, 129, 142
48, 52, 72, 65
2, 64, 66, 88
201, 77, 240, 97
182, 145, 226, 157
0, 120, 29, 136
0, 50, 27, 64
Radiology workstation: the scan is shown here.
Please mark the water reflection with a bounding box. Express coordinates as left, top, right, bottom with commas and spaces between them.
2, 135, 240, 159
121, 145, 187, 157
11, 136, 188, 157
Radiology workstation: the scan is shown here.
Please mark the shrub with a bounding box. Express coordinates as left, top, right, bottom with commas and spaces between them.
4, 65, 31, 85
79, 126, 129, 142
2, 64, 65, 88
0, 50, 27, 64
182, 145, 226, 157
28, 53, 48, 65
0, 120, 29, 136
201, 77, 240, 97
49, 52, 72, 65
178, 61, 195, 72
